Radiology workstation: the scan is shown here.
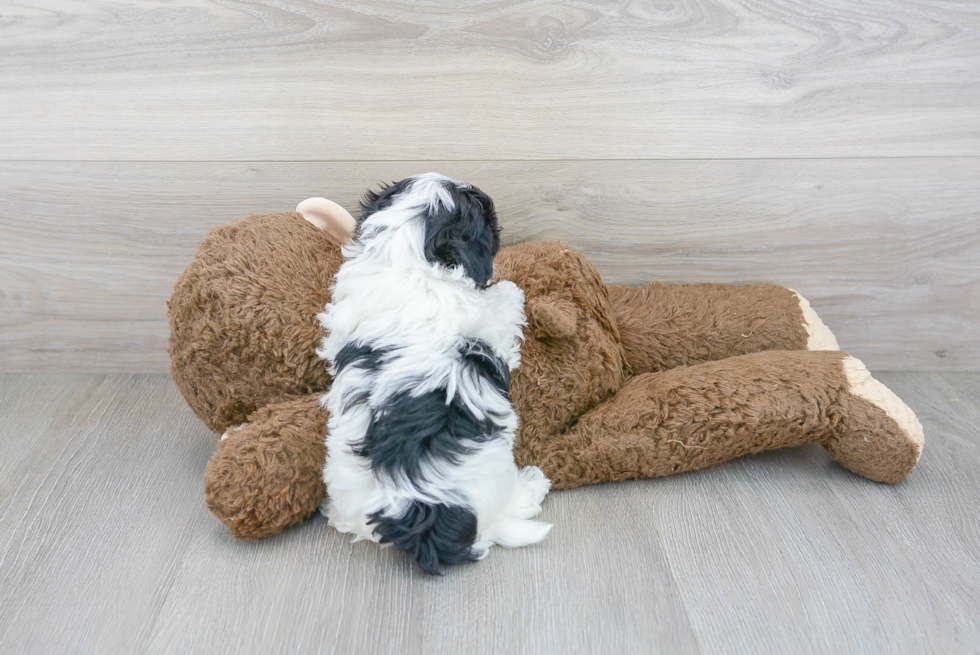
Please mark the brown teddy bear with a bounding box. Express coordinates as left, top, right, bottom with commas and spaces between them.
168, 197, 923, 541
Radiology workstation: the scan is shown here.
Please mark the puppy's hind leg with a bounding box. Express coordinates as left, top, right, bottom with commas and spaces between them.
476, 466, 552, 550
481, 517, 552, 549
513, 465, 551, 519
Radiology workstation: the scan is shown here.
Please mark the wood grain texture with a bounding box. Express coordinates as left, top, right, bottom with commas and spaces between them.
656, 372, 980, 654
1, 373, 978, 654
1, 159, 977, 372
0, 0, 978, 160
0, 374, 216, 654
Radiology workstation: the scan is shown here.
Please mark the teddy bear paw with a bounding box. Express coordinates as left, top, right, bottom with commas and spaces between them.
788, 289, 840, 350
822, 356, 924, 484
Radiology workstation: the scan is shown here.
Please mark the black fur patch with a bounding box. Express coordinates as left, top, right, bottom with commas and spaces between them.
369, 502, 479, 575
334, 342, 392, 375
459, 338, 510, 394
422, 184, 500, 288
353, 388, 499, 484
334, 342, 394, 410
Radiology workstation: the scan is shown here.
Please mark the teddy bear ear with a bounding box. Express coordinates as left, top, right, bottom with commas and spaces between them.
526, 296, 578, 339
296, 197, 356, 245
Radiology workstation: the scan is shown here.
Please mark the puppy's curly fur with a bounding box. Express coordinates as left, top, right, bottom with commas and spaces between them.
317, 174, 551, 575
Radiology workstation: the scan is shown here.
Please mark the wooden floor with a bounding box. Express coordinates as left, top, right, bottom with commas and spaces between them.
0, 372, 977, 654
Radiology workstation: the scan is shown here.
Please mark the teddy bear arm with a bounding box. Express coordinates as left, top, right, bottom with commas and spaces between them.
607, 282, 838, 375
528, 350, 921, 489
205, 392, 328, 540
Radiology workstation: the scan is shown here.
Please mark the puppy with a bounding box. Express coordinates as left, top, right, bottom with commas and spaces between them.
317, 173, 551, 575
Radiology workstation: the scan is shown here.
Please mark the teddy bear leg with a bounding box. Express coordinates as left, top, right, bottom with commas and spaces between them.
524, 350, 922, 489
607, 282, 838, 374
822, 356, 924, 483
205, 393, 328, 540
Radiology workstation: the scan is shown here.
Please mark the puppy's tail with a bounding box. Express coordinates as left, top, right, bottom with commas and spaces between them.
369, 501, 479, 575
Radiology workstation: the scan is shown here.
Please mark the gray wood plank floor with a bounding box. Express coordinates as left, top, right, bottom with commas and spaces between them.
1, 372, 977, 654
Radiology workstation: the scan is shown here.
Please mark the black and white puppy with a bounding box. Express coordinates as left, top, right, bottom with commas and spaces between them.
317, 173, 551, 575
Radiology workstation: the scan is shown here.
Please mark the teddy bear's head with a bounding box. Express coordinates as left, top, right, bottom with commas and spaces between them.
494, 242, 627, 456
168, 212, 343, 433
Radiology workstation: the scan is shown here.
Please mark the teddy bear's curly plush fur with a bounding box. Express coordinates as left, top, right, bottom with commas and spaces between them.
169, 210, 923, 540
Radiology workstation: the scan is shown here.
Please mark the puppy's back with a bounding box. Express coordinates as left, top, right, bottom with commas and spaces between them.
320, 174, 544, 575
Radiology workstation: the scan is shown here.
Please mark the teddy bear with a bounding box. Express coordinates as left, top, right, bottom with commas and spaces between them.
168, 196, 923, 541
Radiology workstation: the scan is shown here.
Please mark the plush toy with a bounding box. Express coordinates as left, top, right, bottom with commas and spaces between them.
168, 197, 924, 541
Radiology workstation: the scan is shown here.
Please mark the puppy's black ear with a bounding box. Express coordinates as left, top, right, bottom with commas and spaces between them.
424, 185, 500, 288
